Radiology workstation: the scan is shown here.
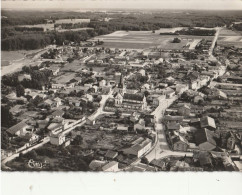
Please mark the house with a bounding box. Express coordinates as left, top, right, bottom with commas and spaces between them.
105, 150, 118, 159
7, 121, 33, 136
162, 87, 176, 98
99, 79, 106, 87
138, 69, 146, 76
44, 99, 54, 107
86, 117, 95, 125
122, 138, 152, 158
171, 136, 189, 152
51, 83, 66, 89
195, 128, 217, 151
163, 115, 184, 124
200, 116, 216, 130
116, 124, 129, 132
130, 112, 141, 122
50, 132, 66, 146
175, 84, 189, 94
51, 109, 65, 118
89, 160, 107, 171
178, 104, 191, 116
37, 120, 49, 130
47, 66, 60, 76
84, 94, 94, 102
53, 97, 62, 107
167, 123, 183, 131
134, 118, 146, 132
102, 161, 119, 172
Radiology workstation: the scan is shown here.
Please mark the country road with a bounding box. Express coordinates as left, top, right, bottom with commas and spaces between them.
208, 27, 222, 59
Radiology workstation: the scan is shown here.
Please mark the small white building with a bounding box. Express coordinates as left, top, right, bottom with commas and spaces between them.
50, 132, 66, 146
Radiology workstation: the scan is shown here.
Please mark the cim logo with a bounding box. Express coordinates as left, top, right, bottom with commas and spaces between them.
28, 159, 49, 169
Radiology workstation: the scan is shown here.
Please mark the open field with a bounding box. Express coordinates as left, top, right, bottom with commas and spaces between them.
1, 51, 26, 66
217, 28, 242, 48
90, 30, 214, 50
61, 59, 105, 72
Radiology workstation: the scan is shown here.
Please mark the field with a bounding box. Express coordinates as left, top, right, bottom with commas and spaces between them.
1, 51, 25, 66
61, 60, 105, 72
217, 28, 242, 48
90, 29, 214, 50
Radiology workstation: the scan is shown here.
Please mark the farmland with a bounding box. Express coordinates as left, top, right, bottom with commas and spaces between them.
90, 29, 214, 50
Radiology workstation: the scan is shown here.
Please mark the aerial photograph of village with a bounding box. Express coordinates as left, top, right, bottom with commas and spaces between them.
1, 1, 242, 172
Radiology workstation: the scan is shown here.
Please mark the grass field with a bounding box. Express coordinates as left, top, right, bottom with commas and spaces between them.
91, 30, 214, 50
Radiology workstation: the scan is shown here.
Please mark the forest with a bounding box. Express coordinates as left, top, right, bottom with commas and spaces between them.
1, 10, 242, 51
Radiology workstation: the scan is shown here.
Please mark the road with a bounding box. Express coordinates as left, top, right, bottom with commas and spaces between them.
145, 95, 193, 161
208, 27, 222, 59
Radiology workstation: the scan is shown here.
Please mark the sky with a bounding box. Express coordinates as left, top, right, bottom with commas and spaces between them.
1, 0, 242, 11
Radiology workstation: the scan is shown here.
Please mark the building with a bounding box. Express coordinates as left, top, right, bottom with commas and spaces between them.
53, 97, 62, 107
171, 136, 189, 152
200, 116, 216, 130
99, 79, 106, 87
50, 132, 66, 146
89, 160, 107, 171
178, 104, 191, 116
175, 84, 189, 94
6, 121, 32, 136
134, 119, 146, 131
195, 128, 216, 151
102, 161, 119, 172
123, 138, 152, 158
105, 150, 118, 160
51, 109, 65, 118
122, 93, 147, 110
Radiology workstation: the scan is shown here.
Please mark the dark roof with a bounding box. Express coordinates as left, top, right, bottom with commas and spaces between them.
51, 109, 65, 117
123, 93, 144, 101
195, 128, 216, 146
105, 150, 118, 159
164, 115, 184, 122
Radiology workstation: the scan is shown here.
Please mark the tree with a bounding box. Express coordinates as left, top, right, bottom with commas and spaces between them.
115, 109, 121, 119
1, 106, 17, 128
144, 91, 150, 97
72, 135, 83, 145
1, 130, 9, 149
172, 37, 181, 43
16, 84, 25, 97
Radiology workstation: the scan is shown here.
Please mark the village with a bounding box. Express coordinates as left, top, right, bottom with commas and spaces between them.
1, 24, 242, 172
